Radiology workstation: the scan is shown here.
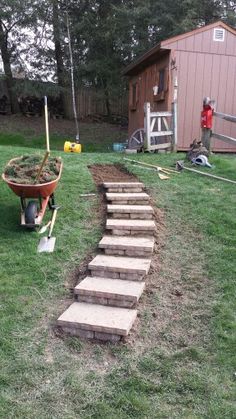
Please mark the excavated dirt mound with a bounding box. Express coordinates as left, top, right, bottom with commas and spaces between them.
4, 154, 61, 184
88, 164, 138, 186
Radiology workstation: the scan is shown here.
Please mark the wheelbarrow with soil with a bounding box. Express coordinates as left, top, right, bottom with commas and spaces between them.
2, 97, 62, 252
2, 157, 63, 229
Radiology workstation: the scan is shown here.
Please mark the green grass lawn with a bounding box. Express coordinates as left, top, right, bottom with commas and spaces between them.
0, 142, 235, 418
0, 115, 127, 152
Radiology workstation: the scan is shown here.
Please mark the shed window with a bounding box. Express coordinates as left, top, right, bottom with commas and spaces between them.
130, 80, 138, 110
154, 67, 168, 102
213, 28, 225, 42
158, 69, 165, 94
132, 83, 137, 105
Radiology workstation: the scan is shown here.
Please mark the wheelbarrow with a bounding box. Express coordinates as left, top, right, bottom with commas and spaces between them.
2, 159, 63, 229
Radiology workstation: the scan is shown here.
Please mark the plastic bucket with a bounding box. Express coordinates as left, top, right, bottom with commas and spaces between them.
113, 143, 125, 152
64, 141, 82, 153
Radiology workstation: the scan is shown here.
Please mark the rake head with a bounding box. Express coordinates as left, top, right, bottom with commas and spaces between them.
176, 160, 184, 171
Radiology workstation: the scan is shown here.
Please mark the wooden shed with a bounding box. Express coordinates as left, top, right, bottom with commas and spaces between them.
123, 21, 236, 152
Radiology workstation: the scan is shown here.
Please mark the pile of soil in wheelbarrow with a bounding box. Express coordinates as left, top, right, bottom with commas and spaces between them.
3, 154, 62, 184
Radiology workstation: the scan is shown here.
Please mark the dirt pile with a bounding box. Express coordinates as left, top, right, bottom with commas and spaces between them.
4, 154, 61, 184
89, 163, 138, 185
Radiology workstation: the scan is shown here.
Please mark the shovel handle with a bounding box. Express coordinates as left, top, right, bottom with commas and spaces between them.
44, 96, 50, 153
34, 151, 50, 184
48, 209, 58, 238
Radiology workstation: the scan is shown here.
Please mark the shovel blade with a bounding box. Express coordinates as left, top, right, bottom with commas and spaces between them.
38, 236, 56, 253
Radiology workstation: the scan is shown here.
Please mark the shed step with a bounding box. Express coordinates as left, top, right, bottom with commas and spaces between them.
99, 235, 154, 257
103, 182, 144, 193
89, 254, 151, 281
107, 204, 154, 219
106, 219, 156, 236
75, 276, 145, 308
57, 302, 137, 341
106, 193, 150, 205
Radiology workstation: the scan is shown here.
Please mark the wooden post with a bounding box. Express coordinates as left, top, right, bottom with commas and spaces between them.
144, 102, 151, 151
172, 76, 178, 151
201, 128, 212, 151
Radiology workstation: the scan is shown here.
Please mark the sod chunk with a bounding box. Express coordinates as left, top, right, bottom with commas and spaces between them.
4, 154, 61, 184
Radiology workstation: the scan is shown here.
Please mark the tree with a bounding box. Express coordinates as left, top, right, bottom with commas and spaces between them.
66, 0, 137, 116
0, 0, 38, 113
1, 0, 234, 117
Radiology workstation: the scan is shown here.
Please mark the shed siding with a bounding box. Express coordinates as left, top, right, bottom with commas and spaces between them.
176, 48, 236, 150
126, 24, 236, 151
164, 27, 236, 56
128, 53, 170, 137
169, 27, 236, 150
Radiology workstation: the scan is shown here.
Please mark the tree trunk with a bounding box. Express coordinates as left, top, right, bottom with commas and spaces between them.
105, 88, 111, 117
52, 0, 70, 118
0, 21, 19, 113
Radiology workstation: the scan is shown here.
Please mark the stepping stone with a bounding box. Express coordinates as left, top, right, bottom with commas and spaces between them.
107, 204, 154, 219
99, 235, 155, 257
74, 276, 145, 308
106, 219, 156, 236
103, 182, 144, 193
88, 254, 151, 281
106, 192, 150, 205
57, 302, 137, 341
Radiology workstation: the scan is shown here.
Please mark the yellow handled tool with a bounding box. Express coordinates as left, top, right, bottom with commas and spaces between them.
35, 96, 50, 184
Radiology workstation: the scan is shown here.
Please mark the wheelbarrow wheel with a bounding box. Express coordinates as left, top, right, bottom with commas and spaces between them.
25, 201, 38, 225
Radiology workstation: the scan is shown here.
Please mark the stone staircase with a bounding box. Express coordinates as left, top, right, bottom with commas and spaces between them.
57, 182, 156, 342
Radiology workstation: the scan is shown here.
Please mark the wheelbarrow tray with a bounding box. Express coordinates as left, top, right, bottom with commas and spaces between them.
2, 159, 63, 199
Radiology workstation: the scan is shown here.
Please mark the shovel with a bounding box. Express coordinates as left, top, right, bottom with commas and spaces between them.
35, 96, 50, 184
37, 206, 59, 253
38, 220, 51, 234
131, 163, 170, 180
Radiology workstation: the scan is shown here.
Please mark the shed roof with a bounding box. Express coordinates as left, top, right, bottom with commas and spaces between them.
123, 20, 236, 76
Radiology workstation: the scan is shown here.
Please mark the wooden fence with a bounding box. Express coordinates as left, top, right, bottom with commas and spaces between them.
65, 88, 128, 120
211, 111, 236, 145
201, 105, 236, 151
0, 78, 128, 120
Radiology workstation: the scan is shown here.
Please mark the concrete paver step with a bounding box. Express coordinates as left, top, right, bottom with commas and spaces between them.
57, 302, 137, 337
103, 182, 144, 188
106, 219, 155, 231
75, 276, 145, 307
107, 204, 154, 214
106, 219, 156, 236
89, 254, 151, 281
99, 235, 154, 253
107, 204, 154, 220
104, 182, 144, 193
106, 192, 150, 205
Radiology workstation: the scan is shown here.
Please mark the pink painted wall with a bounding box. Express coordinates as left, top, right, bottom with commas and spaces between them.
165, 26, 236, 151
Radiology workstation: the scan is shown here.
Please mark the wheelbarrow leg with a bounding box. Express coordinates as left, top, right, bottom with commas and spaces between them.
48, 193, 55, 209
20, 197, 26, 225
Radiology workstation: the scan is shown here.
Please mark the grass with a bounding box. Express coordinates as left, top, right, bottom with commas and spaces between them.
0, 115, 127, 152
0, 140, 235, 418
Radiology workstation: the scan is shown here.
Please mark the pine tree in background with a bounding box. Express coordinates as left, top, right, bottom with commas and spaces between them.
0, 0, 235, 115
